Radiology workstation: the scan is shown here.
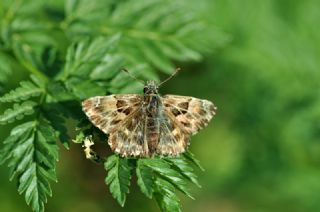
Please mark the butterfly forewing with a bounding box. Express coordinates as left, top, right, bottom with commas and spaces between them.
161, 95, 217, 135
82, 94, 142, 134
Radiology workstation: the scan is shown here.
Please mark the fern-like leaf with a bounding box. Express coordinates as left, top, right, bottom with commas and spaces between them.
0, 101, 37, 124
61, 35, 120, 80
165, 157, 201, 188
141, 158, 194, 199
0, 118, 58, 212
60, 35, 122, 99
64, 0, 219, 74
104, 155, 132, 206
154, 177, 181, 212
183, 150, 205, 171
136, 159, 154, 198
0, 81, 43, 102
0, 121, 35, 165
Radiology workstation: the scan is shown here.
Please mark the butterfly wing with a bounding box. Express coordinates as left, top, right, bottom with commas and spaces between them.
108, 109, 148, 157
82, 94, 142, 134
82, 94, 216, 157
161, 95, 217, 135
82, 94, 149, 157
156, 113, 190, 156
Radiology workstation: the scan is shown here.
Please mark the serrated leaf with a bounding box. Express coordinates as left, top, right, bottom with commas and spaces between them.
20, 163, 51, 212
43, 105, 70, 149
61, 34, 121, 79
36, 120, 59, 165
154, 177, 181, 212
0, 101, 37, 124
137, 40, 174, 74
65, 77, 106, 99
165, 157, 201, 188
183, 150, 205, 171
1, 117, 58, 212
104, 155, 132, 206
160, 39, 202, 61
0, 81, 43, 102
141, 158, 194, 199
65, 0, 220, 79
46, 81, 76, 102
90, 54, 125, 80
136, 159, 154, 198
0, 121, 35, 165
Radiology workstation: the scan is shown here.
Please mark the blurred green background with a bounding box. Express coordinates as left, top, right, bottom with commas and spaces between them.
1, 0, 320, 211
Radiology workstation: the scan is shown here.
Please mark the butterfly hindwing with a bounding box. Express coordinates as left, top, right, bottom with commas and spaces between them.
156, 112, 190, 156
161, 95, 217, 135
82, 94, 142, 134
108, 109, 147, 157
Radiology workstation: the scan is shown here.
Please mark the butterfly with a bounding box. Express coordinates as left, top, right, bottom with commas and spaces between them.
82, 68, 217, 157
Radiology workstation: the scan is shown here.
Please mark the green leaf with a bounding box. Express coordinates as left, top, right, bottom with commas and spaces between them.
90, 54, 125, 80
183, 150, 205, 171
36, 119, 59, 166
0, 81, 44, 102
0, 101, 37, 124
65, 0, 222, 75
65, 0, 80, 16
19, 164, 51, 212
154, 178, 181, 212
43, 105, 70, 149
0, 121, 35, 165
61, 34, 121, 79
1, 118, 58, 212
141, 158, 194, 199
0, 53, 12, 92
65, 77, 106, 99
165, 157, 201, 188
137, 39, 174, 74
136, 159, 154, 198
104, 155, 132, 206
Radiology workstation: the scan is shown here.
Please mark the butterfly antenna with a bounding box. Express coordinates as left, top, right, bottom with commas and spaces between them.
158, 67, 181, 87
122, 68, 145, 85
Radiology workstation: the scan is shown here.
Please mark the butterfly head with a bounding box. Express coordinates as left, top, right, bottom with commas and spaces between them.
144, 80, 159, 94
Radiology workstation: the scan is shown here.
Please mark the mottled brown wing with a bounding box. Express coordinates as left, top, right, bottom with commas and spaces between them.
82, 94, 142, 134
161, 95, 217, 135
108, 108, 148, 157
156, 114, 190, 156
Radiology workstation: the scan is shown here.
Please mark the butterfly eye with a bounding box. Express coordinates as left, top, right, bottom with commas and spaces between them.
143, 87, 148, 93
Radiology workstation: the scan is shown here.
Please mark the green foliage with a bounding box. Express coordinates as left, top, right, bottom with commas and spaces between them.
103, 154, 202, 211
0, 81, 43, 102
0, 101, 37, 124
0, 53, 12, 93
104, 155, 132, 207
154, 178, 181, 212
136, 159, 154, 198
63, 0, 215, 74
0, 119, 58, 212
0, 0, 218, 211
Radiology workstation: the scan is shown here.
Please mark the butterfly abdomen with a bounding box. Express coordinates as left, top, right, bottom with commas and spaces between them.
144, 95, 161, 155
145, 117, 160, 155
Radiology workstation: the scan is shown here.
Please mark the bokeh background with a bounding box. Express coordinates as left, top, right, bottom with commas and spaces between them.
1, 0, 320, 211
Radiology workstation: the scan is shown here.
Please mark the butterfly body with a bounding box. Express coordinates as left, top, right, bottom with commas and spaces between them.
82, 80, 216, 157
